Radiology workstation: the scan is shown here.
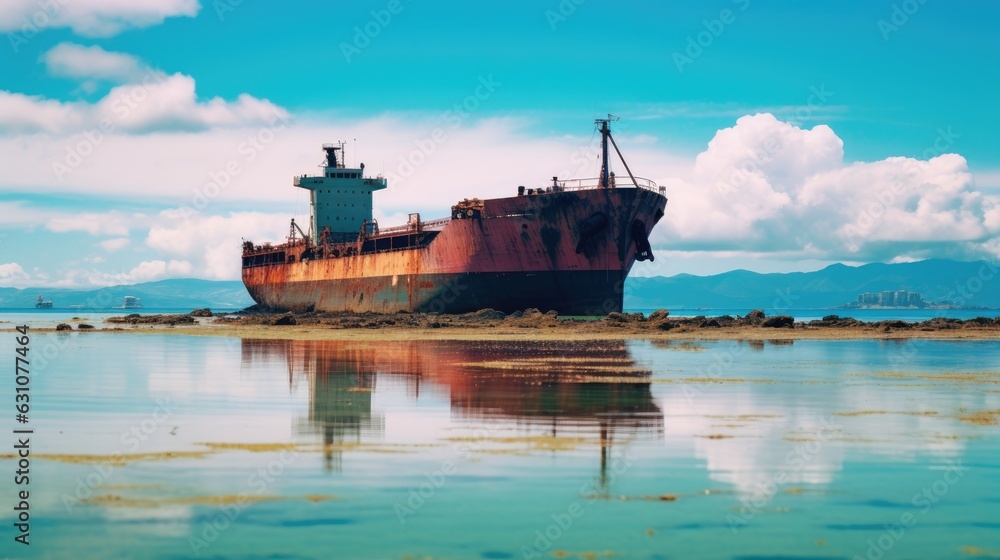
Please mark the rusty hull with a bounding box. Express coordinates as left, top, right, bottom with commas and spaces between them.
242, 186, 667, 315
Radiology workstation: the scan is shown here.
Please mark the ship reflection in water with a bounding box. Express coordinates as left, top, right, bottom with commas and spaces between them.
22, 335, 1000, 559
240, 339, 663, 481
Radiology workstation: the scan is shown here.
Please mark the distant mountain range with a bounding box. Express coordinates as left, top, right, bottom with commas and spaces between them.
626, 259, 1000, 310
1, 259, 998, 311
0, 278, 254, 310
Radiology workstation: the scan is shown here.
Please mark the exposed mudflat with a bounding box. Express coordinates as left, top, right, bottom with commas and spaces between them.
30, 307, 1000, 341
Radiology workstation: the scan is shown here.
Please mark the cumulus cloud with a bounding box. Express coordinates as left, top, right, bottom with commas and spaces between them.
0, 73, 288, 137
46, 211, 135, 236
145, 210, 290, 279
42, 42, 145, 82
0, 0, 199, 38
652, 114, 1000, 263
0, 91, 87, 134
0, 263, 30, 286
125, 259, 192, 282
46, 258, 192, 287
99, 237, 130, 251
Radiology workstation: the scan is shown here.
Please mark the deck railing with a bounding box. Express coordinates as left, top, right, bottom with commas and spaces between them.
373, 217, 451, 237
548, 176, 664, 194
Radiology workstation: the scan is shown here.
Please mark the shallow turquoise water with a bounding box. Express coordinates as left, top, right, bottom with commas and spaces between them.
1, 333, 998, 559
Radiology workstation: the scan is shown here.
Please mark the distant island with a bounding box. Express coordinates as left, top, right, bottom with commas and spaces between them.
842, 290, 934, 309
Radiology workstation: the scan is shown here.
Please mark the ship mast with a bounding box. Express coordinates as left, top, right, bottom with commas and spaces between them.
596, 114, 642, 190
597, 115, 616, 188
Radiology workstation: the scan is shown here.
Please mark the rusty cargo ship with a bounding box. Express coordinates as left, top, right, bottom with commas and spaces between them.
241, 117, 667, 315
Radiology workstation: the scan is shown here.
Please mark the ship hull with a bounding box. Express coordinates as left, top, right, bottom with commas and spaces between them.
245, 270, 631, 315
243, 186, 666, 314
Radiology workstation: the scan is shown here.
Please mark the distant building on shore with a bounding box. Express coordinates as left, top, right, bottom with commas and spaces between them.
855, 290, 925, 308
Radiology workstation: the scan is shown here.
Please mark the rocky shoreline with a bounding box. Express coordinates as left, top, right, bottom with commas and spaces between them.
94, 307, 1000, 336
229, 307, 999, 332
17, 308, 997, 340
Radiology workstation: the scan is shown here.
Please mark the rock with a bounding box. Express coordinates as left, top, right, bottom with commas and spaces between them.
821, 314, 840, 322
701, 319, 721, 328
761, 315, 794, 328
744, 309, 766, 325
189, 308, 213, 317
78, 323, 95, 330
55, 323, 72, 331
508, 310, 523, 319
648, 310, 670, 321
271, 315, 296, 326
522, 308, 542, 318
474, 308, 505, 321
605, 312, 627, 322
544, 310, 559, 318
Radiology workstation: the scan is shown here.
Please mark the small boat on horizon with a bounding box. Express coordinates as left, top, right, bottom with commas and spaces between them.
35, 295, 53, 308
121, 296, 143, 309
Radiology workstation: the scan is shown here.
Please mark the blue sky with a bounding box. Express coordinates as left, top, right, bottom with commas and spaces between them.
1, 0, 998, 287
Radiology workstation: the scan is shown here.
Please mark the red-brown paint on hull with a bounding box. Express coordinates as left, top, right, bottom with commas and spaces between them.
242, 186, 666, 314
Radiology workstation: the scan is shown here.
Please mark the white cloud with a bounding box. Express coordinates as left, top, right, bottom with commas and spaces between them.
125, 259, 192, 283
0, 73, 288, 137
46, 211, 134, 236
652, 114, 1000, 262
0, 113, 689, 213
0, 0, 200, 38
145, 210, 290, 279
99, 237, 130, 251
0, 263, 30, 286
44, 258, 193, 287
0, 91, 87, 134
96, 74, 287, 133
42, 42, 145, 82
